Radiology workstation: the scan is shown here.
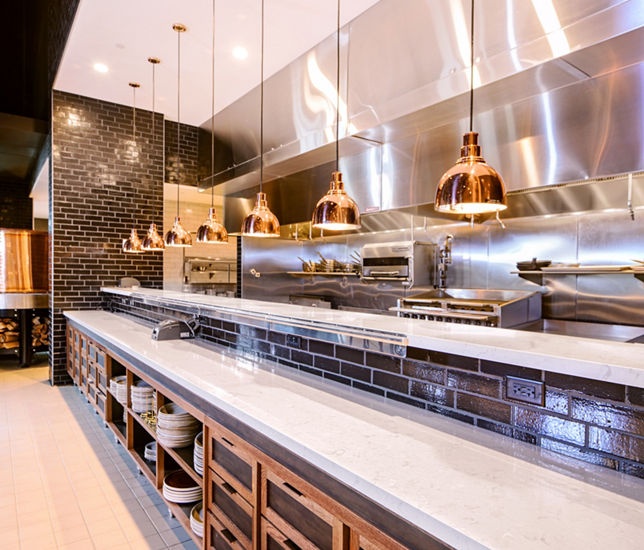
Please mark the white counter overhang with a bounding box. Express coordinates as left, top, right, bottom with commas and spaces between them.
65, 309, 644, 550
101, 287, 644, 388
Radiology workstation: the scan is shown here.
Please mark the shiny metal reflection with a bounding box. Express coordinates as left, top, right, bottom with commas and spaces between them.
122, 228, 144, 253
312, 171, 360, 230
197, 207, 228, 243
164, 216, 193, 247
241, 192, 280, 238
141, 223, 165, 250
435, 132, 507, 215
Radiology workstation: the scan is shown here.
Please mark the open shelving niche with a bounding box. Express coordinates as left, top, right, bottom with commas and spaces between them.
512, 268, 644, 286
100, 356, 205, 547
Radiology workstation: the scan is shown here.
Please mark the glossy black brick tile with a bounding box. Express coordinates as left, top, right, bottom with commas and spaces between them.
268, 331, 286, 345
410, 381, 454, 407
387, 392, 426, 409
544, 390, 569, 415
402, 360, 445, 385
476, 419, 538, 445
324, 372, 352, 386
271, 345, 290, 360
627, 386, 644, 407
571, 397, 644, 434
456, 393, 511, 423
540, 438, 620, 470
308, 340, 334, 356
447, 370, 501, 398
352, 381, 384, 396
588, 427, 644, 462
291, 350, 313, 366
514, 408, 585, 446
313, 355, 340, 374
405, 348, 479, 372
340, 362, 371, 382
480, 360, 541, 382
335, 345, 364, 365
545, 372, 626, 402
365, 352, 401, 374
373, 371, 409, 394
426, 404, 475, 424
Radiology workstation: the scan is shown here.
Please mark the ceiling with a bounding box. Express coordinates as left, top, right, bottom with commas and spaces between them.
54, 0, 381, 127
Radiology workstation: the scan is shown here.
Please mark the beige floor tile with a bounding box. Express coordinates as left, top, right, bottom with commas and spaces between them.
58, 538, 95, 550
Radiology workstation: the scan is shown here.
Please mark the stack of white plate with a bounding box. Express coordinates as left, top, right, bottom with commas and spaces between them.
163, 471, 202, 504
131, 380, 155, 413
144, 441, 156, 462
193, 432, 203, 476
190, 503, 203, 538
109, 375, 127, 404
157, 403, 200, 449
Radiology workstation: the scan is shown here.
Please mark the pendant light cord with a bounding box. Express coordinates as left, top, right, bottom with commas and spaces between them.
259, 0, 264, 194
176, 28, 181, 218
211, 0, 216, 209
336, 0, 340, 172
469, 0, 474, 132
151, 62, 155, 139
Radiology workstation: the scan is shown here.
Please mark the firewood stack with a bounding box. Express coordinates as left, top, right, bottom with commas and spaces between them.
32, 316, 50, 349
0, 317, 19, 349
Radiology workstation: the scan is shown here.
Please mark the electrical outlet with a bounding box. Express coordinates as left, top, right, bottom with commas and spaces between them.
506, 376, 544, 406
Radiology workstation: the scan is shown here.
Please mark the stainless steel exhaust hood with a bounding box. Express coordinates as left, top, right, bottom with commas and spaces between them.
199, 0, 644, 230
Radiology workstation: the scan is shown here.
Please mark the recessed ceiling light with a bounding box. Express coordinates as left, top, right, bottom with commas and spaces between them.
232, 46, 248, 60
93, 62, 109, 73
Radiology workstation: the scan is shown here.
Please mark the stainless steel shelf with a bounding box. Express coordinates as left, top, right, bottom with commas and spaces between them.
512, 269, 644, 285
286, 271, 359, 277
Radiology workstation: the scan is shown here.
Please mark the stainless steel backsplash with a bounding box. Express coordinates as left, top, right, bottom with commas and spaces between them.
241, 175, 644, 325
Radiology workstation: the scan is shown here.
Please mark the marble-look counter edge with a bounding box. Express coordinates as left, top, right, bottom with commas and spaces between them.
101, 287, 644, 388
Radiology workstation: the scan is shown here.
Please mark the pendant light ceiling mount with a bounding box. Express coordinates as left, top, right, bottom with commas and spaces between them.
142, 56, 165, 251
165, 22, 192, 248
198, 0, 228, 244
241, 0, 280, 238
123, 81, 144, 254
311, 0, 360, 232
434, 0, 507, 216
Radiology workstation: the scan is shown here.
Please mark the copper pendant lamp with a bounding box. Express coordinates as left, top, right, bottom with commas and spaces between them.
197, 0, 228, 244
165, 24, 192, 247
241, 0, 280, 238
312, 0, 360, 231
434, 0, 507, 215
142, 57, 166, 251
123, 82, 144, 254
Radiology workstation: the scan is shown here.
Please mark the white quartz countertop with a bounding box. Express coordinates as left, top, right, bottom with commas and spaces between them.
101, 287, 644, 388
66, 309, 644, 550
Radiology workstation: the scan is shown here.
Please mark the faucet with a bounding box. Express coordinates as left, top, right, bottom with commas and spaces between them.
437, 234, 453, 290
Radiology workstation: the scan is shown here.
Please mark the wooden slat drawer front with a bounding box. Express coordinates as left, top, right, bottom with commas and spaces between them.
207, 511, 247, 550
88, 341, 96, 363
97, 368, 107, 394
208, 469, 253, 549
261, 520, 304, 550
262, 470, 335, 550
208, 424, 255, 504
80, 335, 87, 356
95, 348, 106, 369
96, 392, 106, 417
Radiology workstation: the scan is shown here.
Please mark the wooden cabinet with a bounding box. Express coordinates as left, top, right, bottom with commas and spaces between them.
66, 321, 435, 550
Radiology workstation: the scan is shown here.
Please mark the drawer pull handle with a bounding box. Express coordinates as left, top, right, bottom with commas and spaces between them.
221, 436, 234, 447
283, 481, 303, 497
221, 527, 237, 543
222, 481, 237, 495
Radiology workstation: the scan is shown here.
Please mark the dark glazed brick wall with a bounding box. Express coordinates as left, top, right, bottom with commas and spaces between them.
0, 182, 33, 228
164, 120, 200, 187
103, 294, 644, 478
50, 91, 165, 385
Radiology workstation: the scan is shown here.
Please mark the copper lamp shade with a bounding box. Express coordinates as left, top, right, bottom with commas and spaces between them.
164, 216, 192, 247
197, 207, 228, 243
434, 132, 507, 215
241, 193, 280, 237
122, 228, 144, 253
141, 223, 165, 250
312, 171, 360, 230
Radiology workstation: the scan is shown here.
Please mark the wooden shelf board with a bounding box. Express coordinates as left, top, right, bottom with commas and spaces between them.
129, 408, 158, 439
159, 441, 203, 487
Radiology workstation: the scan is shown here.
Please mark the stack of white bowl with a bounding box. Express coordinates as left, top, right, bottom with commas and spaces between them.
163, 471, 202, 503
193, 432, 203, 476
144, 441, 156, 462
131, 380, 155, 413
190, 503, 203, 538
109, 375, 127, 404
157, 403, 200, 449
